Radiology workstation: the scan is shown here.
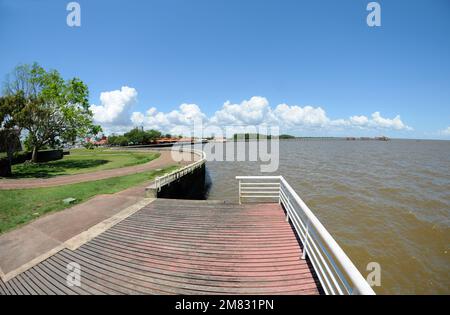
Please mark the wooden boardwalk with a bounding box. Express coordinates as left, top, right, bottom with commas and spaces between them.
0, 199, 322, 295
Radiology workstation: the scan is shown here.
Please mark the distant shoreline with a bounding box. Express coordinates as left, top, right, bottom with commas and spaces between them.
227, 135, 450, 142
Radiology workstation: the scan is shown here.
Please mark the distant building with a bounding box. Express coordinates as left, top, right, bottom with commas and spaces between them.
86, 135, 108, 146
213, 136, 227, 142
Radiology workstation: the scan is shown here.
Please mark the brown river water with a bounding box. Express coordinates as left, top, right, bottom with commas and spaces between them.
201, 139, 450, 294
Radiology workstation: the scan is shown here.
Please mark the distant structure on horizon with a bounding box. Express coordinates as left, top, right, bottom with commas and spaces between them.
346, 136, 390, 141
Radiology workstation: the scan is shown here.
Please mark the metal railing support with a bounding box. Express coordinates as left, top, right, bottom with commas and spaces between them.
238, 180, 242, 205
285, 196, 290, 222
302, 222, 309, 260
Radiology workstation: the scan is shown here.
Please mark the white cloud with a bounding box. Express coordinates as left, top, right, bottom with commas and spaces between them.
95, 90, 412, 135
441, 127, 450, 136
130, 111, 145, 125
273, 104, 329, 127
349, 115, 369, 126
210, 96, 271, 125
369, 112, 411, 130
130, 103, 207, 135
333, 112, 411, 130
91, 86, 137, 124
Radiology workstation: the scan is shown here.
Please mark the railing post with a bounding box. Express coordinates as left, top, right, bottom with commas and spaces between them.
278, 176, 287, 205
302, 222, 309, 260
278, 184, 281, 205
285, 196, 290, 222
238, 180, 242, 204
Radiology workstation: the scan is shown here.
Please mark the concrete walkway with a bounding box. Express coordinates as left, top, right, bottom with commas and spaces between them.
0, 150, 198, 190
0, 180, 156, 281
0, 149, 199, 281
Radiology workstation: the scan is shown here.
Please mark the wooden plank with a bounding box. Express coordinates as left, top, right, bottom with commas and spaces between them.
76, 245, 316, 286
14, 275, 39, 295
22, 270, 55, 295
28, 268, 66, 295
9, 278, 30, 295
44, 257, 107, 295
37, 260, 86, 295
0, 281, 12, 295
96, 233, 302, 256
53, 253, 126, 295
82, 242, 311, 277
4, 278, 24, 295
0, 199, 321, 295
0, 281, 6, 295
92, 236, 303, 262
18, 273, 47, 295
61, 249, 316, 295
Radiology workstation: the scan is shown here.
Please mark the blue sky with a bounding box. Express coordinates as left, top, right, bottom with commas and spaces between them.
0, 0, 449, 138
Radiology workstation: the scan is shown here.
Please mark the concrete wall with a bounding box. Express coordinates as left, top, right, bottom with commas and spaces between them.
156, 164, 207, 200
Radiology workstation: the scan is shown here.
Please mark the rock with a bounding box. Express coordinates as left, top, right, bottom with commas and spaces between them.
63, 197, 77, 204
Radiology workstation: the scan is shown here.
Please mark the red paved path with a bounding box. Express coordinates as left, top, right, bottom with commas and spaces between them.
0, 150, 196, 190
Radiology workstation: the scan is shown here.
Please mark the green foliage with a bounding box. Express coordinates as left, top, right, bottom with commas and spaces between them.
109, 128, 163, 146
124, 127, 149, 145
0, 94, 27, 175
84, 142, 95, 150
231, 133, 296, 140
279, 134, 296, 139
2, 63, 102, 161
108, 135, 129, 146
0, 165, 179, 234
147, 129, 163, 141
8, 148, 160, 178
123, 128, 164, 145
233, 133, 273, 141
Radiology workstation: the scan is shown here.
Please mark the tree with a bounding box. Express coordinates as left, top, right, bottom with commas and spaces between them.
146, 129, 162, 142
124, 127, 148, 145
3, 63, 101, 162
0, 93, 26, 175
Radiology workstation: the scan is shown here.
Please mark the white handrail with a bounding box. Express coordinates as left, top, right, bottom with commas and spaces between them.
236, 175, 375, 295
155, 148, 206, 191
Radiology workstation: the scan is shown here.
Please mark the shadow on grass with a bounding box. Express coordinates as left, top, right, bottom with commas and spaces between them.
10, 159, 109, 178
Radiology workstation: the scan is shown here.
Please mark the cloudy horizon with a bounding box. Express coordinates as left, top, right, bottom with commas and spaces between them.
90, 86, 422, 138
1, 1, 449, 139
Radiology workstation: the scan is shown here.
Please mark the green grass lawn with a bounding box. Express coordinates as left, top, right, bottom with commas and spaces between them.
0, 165, 178, 234
9, 148, 160, 178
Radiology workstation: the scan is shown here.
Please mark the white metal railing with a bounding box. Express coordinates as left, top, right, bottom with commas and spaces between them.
236, 176, 376, 295
155, 149, 206, 191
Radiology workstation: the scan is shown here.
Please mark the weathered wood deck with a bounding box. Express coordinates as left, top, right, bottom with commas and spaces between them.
0, 199, 321, 295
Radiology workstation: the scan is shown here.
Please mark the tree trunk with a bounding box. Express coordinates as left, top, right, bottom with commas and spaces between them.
32, 146, 38, 163
2, 149, 13, 177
